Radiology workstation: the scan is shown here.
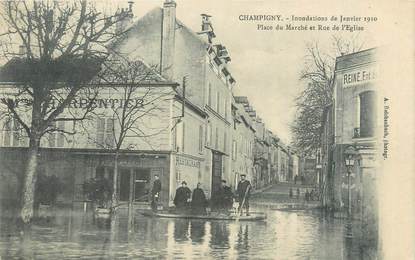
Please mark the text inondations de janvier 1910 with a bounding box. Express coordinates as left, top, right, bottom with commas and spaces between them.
238, 15, 378, 32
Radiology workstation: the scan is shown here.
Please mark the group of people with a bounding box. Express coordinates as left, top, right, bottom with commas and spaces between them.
152, 174, 252, 216
288, 187, 318, 201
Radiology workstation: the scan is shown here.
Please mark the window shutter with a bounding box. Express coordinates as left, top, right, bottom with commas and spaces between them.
48, 121, 56, 147
199, 125, 203, 152
12, 119, 20, 147
57, 121, 65, 147
96, 118, 105, 148
182, 122, 185, 152
359, 91, 376, 137
106, 118, 114, 148
3, 119, 11, 146
215, 127, 219, 150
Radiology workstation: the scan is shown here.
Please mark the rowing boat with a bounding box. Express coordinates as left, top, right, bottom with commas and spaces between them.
141, 211, 266, 221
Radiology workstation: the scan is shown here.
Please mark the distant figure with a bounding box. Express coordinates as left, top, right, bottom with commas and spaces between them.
236, 174, 251, 216
296, 188, 300, 199
310, 189, 315, 201
305, 189, 310, 202
151, 175, 162, 211
218, 180, 234, 214
294, 175, 298, 185
174, 181, 192, 212
289, 188, 293, 198
191, 183, 207, 215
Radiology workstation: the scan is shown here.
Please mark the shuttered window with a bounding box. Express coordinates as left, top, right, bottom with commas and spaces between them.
198, 125, 203, 152
96, 118, 114, 148
2, 118, 28, 147
359, 91, 376, 138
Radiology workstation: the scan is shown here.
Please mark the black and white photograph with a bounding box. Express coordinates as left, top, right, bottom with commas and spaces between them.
0, 0, 413, 259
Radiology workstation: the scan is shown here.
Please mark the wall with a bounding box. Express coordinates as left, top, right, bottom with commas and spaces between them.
230, 103, 255, 191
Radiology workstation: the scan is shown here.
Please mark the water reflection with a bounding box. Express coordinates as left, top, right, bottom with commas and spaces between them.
210, 222, 230, 248
190, 220, 205, 243
0, 205, 378, 259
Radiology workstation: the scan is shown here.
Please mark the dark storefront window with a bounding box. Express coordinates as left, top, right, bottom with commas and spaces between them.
359, 91, 376, 138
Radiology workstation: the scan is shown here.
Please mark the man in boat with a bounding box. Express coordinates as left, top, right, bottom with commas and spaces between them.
173, 181, 192, 213
236, 174, 251, 216
218, 180, 234, 214
191, 183, 207, 215
151, 174, 162, 212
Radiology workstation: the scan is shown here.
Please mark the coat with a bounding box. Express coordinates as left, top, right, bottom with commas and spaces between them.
237, 180, 251, 200
151, 179, 162, 196
219, 186, 234, 209
191, 188, 207, 208
174, 186, 191, 207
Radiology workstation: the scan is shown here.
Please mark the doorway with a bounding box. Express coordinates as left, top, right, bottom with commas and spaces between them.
119, 168, 151, 202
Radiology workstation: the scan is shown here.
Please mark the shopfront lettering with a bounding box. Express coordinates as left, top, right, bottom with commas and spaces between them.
0, 96, 144, 109
176, 156, 200, 168
343, 68, 376, 87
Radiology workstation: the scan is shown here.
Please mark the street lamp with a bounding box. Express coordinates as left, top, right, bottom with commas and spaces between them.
343, 145, 357, 239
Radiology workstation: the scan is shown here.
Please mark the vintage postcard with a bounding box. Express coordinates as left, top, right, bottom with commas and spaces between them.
0, 0, 413, 259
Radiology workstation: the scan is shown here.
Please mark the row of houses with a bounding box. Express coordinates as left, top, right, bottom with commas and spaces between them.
0, 1, 300, 208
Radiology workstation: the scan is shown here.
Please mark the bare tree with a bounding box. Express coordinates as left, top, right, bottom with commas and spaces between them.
81, 55, 175, 222
291, 35, 364, 156
0, 0, 130, 226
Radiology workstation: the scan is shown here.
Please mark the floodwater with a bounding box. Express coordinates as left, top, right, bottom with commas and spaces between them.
0, 204, 377, 259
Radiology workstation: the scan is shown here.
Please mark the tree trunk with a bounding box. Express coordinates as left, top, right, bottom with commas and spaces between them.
19, 139, 40, 225
111, 152, 119, 215
127, 169, 134, 231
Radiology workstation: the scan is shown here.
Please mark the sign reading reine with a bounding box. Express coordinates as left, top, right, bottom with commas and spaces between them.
343, 68, 377, 87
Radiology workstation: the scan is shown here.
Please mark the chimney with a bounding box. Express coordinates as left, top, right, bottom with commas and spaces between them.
160, 0, 177, 80
115, 2, 134, 35
198, 14, 216, 43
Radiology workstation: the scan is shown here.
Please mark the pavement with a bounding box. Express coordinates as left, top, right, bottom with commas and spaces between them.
251, 182, 320, 208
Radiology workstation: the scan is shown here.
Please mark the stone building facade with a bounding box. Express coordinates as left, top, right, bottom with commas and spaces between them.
320, 47, 379, 241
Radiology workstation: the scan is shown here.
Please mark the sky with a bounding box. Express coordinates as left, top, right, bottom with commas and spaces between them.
5, 0, 382, 144
119, 0, 378, 144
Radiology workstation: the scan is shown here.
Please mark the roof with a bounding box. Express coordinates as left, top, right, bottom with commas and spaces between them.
0, 54, 177, 87
335, 48, 377, 71
93, 56, 176, 86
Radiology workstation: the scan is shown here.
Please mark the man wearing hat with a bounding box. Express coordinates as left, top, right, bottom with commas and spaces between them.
173, 181, 192, 213
236, 174, 251, 216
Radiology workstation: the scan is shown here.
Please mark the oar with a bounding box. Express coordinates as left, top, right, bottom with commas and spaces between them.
238, 184, 251, 217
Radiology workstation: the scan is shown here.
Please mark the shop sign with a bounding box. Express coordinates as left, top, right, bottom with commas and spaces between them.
176, 155, 200, 168
342, 66, 377, 88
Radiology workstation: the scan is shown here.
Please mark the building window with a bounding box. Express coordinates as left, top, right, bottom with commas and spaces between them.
198, 125, 203, 153
359, 91, 376, 138
182, 122, 185, 152
207, 83, 212, 107
172, 123, 177, 151
224, 132, 227, 153
175, 121, 185, 152
2, 118, 28, 147
96, 117, 115, 148
48, 121, 66, 148
3, 119, 11, 146
215, 127, 219, 150
216, 91, 220, 113
206, 123, 211, 146
224, 98, 228, 120
232, 140, 237, 160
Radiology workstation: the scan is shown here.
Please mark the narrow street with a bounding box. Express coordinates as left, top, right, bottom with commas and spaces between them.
0, 184, 377, 259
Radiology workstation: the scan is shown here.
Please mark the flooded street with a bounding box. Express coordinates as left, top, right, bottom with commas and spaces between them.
0, 203, 377, 259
